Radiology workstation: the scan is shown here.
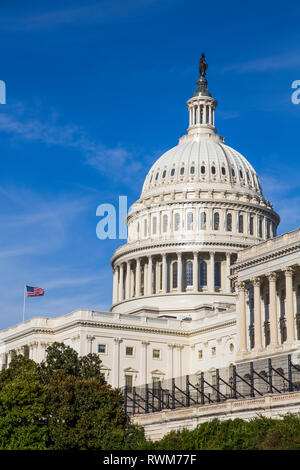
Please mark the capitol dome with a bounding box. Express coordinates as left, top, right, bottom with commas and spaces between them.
142, 138, 262, 199
110, 55, 280, 315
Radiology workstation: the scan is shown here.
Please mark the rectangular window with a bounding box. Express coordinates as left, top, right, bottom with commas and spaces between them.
125, 374, 133, 392
211, 347, 216, 356
98, 344, 107, 354
153, 349, 161, 359
126, 346, 134, 357
198, 350, 203, 360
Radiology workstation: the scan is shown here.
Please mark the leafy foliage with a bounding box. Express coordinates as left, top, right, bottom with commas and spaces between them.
0, 356, 48, 449
0, 343, 145, 450
138, 416, 300, 450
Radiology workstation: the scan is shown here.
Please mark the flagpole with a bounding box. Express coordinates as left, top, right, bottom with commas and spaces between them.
23, 285, 26, 322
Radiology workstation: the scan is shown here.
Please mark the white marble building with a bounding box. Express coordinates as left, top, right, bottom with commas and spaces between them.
1, 56, 298, 391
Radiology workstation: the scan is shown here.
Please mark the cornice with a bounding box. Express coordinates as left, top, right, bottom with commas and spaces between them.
1, 317, 237, 344
111, 240, 251, 265
233, 241, 300, 272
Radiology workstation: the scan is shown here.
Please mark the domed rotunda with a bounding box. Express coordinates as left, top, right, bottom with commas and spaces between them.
111, 55, 279, 315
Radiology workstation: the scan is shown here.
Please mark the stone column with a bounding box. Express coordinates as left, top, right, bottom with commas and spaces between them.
125, 261, 131, 300
226, 253, 231, 293
162, 253, 167, 293
136, 258, 141, 297
119, 264, 124, 301
178, 253, 182, 293
112, 338, 122, 388
113, 267, 118, 304
147, 256, 153, 295
253, 277, 263, 351
167, 344, 175, 378
209, 252, 215, 292
193, 252, 198, 292
284, 267, 296, 342
237, 282, 247, 354
267, 272, 279, 347
140, 341, 149, 385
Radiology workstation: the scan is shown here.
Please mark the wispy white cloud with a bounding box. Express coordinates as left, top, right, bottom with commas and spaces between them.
222, 51, 300, 74
0, 105, 145, 183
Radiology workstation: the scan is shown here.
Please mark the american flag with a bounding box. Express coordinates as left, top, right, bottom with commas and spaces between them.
26, 285, 45, 297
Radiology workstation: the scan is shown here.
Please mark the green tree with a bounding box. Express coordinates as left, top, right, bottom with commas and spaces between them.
40, 342, 145, 449
0, 343, 146, 450
0, 355, 48, 449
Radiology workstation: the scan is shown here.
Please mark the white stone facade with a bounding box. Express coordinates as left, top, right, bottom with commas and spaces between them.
0, 58, 298, 396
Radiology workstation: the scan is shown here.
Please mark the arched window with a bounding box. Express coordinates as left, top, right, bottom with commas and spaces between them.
186, 261, 193, 287
152, 216, 157, 235
162, 170, 166, 178
201, 165, 205, 174
200, 211, 206, 230
211, 166, 216, 175
213, 212, 219, 230
190, 166, 195, 174
180, 167, 185, 175
272, 222, 276, 237
246, 171, 250, 182
238, 214, 244, 233
226, 213, 232, 231
187, 212, 193, 231
199, 261, 207, 287
144, 219, 148, 237
155, 172, 159, 180
163, 214, 168, 233
150, 174, 153, 183
137, 222, 140, 237
174, 213, 180, 231
200, 105, 203, 124
221, 167, 226, 175
231, 168, 235, 177
170, 168, 175, 177
172, 262, 178, 289
239, 169, 243, 179
249, 215, 254, 235
215, 261, 221, 289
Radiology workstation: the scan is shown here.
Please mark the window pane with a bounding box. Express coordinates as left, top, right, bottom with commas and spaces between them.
214, 212, 219, 230
200, 261, 207, 287
187, 212, 193, 230
125, 374, 133, 392
175, 213, 180, 231
215, 262, 221, 288
200, 211, 206, 229
98, 344, 106, 353
172, 262, 178, 289
186, 261, 193, 286
226, 213, 232, 231
163, 214, 168, 232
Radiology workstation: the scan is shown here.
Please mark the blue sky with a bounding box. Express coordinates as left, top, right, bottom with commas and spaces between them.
0, 0, 300, 328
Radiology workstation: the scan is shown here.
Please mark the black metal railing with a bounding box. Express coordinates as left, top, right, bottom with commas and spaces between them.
123, 355, 300, 416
